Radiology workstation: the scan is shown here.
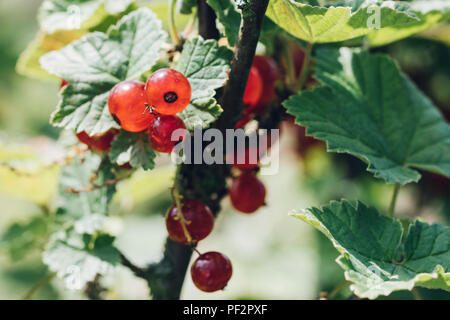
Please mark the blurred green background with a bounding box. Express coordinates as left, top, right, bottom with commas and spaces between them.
0, 0, 449, 300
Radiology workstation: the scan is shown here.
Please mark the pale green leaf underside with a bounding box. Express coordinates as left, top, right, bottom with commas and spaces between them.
43, 228, 119, 288
58, 152, 116, 221
284, 49, 450, 185
40, 8, 167, 135
368, 0, 450, 46
175, 37, 232, 130
207, 0, 241, 46
266, 0, 417, 43
291, 200, 450, 299
39, 0, 135, 34
110, 131, 156, 171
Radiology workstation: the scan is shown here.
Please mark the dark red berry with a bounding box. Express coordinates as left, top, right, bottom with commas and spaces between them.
76, 129, 119, 152
108, 80, 154, 133
149, 115, 187, 153
145, 68, 191, 115
191, 252, 232, 292
165, 199, 214, 244
252, 56, 279, 105
230, 173, 266, 214
60, 79, 69, 89
243, 66, 263, 108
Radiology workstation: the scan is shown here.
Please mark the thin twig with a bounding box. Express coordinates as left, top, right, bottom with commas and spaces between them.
411, 288, 423, 300
168, 0, 181, 47
64, 178, 123, 193
295, 42, 313, 92
22, 273, 56, 300
119, 252, 148, 279
388, 183, 401, 218
172, 184, 193, 243
328, 279, 350, 300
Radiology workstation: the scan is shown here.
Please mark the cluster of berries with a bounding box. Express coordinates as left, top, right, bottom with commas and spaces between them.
64, 68, 191, 154
237, 55, 280, 128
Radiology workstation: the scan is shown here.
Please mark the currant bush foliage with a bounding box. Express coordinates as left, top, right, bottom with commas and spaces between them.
292, 201, 449, 299
39, 0, 136, 34
10, 0, 450, 299
40, 8, 167, 136
175, 37, 232, 130
285, 48, 450, 185
266, 0, 417, 43
110, 131, 156, 170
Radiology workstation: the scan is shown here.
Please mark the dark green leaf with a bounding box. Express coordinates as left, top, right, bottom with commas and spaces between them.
284, 49, 450, 185
175, 37, 232, 130
207, 0, 241, 46
292, 200, 450, 299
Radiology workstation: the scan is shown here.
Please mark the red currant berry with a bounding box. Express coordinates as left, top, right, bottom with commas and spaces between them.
76, 129, 119, 152
243, 66, 263, 108
252, 56, 279, 105
149, 115, 187, 153
230, 173, 266, 214
60, 79, 69, 89
108, 81, 154, 133
191, 252, 232, 292
166, 199, 214, 244
145, 68, 191, 115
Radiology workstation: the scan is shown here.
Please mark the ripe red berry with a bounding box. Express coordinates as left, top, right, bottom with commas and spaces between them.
76, 129, 119, 152
252, 56, 279, 105
191, 252, 232, 292
145, 68, 191, 115
243, 66, 263, 108
149, 115, 187, 153
108, 80, 154, 133
230, 173, 266, 214
165, 199, 214, 244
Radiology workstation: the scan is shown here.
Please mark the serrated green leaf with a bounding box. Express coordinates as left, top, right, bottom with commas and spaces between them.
266, 0, 418, 43
291, 200, 450, 299
39, 0, 135, 34
40, 8, 167, 135
43, 228, 119, 289
175, 36, 232, 130
368, 0, 450, 46
207, 0, 241, 46
110, 131, 156, 171
58, 152, 116, 223
284, 49, 450, 185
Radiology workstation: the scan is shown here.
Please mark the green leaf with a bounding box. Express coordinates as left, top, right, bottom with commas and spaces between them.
207, 0, 242, 46
175, 37, 232, 130
178, 0, 197, 14
368, 0, 450, 46
291, 200, 450, 299
0, 216, 49, 261
43, 228, 120, 288
57, 152, 116, 223
110, 131, 156, 171
40, 8, 167, 135
284, 49, 450, 185
39, 0, 135, 34
265, 0, 418, 43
